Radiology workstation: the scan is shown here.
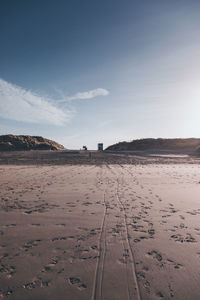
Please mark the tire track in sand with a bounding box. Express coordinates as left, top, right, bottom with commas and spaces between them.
115, 165, 141, 300
92, 165, 141, 300
92, 192, 107, 300
92, 165, 108, 300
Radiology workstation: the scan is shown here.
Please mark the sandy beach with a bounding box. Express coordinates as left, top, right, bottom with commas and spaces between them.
0, 154, 200, 299
2, 0, 200, 298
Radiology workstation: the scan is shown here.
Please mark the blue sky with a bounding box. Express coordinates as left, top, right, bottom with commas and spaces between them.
1, 0, 200, 149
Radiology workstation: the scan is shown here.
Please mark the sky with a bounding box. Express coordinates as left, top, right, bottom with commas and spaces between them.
1, 0, 200, 149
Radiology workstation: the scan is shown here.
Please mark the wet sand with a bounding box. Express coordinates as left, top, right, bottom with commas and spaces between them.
0, 154, 200, 299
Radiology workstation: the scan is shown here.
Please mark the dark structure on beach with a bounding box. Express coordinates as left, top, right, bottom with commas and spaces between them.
98, 143, 103, 151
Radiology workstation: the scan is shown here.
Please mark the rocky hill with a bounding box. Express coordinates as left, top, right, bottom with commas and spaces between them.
0, 135, 65, 151
106, 138, 200, 153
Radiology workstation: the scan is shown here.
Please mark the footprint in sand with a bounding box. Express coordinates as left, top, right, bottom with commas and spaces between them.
23, 278, 51, 289
42, 262, 58, 273
0, 288, 13, 297
147, 250, 162, 262
156, 291, 164, 298
22, 239, 41, 251
51, 236, 67, 242
68, 277, 87, 290
0, 264, 16, 278
170, 233, 196, 243
5, 224, 16, 228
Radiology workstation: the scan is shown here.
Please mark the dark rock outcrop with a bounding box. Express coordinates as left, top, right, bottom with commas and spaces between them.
0, 135, 65, 151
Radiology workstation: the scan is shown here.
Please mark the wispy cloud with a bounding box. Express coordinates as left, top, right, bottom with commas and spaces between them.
0, 78, 72, 125
67, 88, 109, 101
0, 79, 109, 126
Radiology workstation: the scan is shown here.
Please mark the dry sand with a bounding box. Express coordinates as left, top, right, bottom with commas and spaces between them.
0, 154, 200, 299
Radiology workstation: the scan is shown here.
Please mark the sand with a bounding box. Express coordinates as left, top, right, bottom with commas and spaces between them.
0, 155, 200, 299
